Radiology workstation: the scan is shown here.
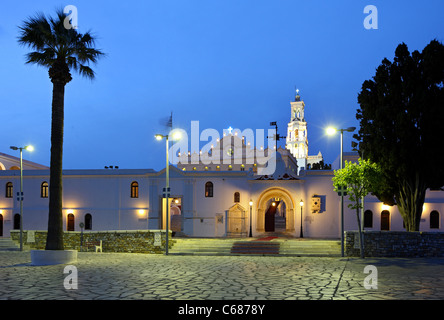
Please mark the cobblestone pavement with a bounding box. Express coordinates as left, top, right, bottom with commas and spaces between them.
1, 251, 444, 301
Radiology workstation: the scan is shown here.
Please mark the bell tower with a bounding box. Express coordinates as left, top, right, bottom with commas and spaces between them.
286, 89, 308, 171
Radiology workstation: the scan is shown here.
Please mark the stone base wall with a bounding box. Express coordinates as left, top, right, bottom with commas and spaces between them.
345, 231, 444, 257
10, 230, 173, 254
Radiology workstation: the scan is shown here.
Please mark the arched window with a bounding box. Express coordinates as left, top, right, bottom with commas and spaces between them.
364, 210, 373, 228
85, 213, 92, 230
67, 213, 75, 231
381, 210, 390, 231
205, 182, 213, 197
131, 181, 139, 198
234, 192, 240, 203
5, 182, 13, 198
41, 181, 49, 198
13, 213, 20, 230
430, 210, 440, 229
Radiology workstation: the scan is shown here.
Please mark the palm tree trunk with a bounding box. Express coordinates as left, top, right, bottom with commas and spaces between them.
45, 79, 65, 250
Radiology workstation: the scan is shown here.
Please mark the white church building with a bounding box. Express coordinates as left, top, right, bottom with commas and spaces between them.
0, 92, 443, 239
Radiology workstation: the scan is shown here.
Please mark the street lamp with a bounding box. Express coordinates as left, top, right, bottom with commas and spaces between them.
326, 126, 356, 257
155, 132, 181, 255
299, 199, 304, 238
9, 145, 34, 251
249, 200, 253, 237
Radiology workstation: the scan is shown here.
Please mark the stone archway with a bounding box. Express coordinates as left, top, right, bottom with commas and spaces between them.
256, 187, 295, 233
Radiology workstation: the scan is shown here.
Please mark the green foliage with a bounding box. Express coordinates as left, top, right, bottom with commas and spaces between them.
18, 9, 104, 81
333, 158, 382, 211
354, 40, 444, 231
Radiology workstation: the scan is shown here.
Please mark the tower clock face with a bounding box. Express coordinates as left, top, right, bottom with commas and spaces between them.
226, 147, 234, 156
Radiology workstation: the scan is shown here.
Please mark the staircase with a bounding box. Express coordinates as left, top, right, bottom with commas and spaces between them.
169, 237, 341, 257
0, 238, 20, 251
279, 239, 341, 256
231, 240, 280, 255
169, 238, 238, 256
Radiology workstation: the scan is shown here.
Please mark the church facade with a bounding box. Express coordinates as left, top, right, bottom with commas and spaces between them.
0, 93, 443, 239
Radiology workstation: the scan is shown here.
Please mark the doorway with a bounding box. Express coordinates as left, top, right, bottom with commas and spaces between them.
161, 197, 182, 232
381, 210, 390, 231
67, 213, 75, 231
257, 188, 295, 234
170, 198, 182, 233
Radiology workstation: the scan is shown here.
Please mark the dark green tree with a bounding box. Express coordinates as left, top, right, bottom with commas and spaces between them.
355, 40, 444, 231
18, 9, 104, 249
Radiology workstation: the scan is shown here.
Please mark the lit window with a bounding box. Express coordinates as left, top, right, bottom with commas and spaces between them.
205, 182, 213, 198
5, 182, 13, 198
131, 181, 139, 198
41, 181, 48, 198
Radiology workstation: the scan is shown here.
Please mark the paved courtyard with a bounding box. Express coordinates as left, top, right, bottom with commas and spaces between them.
1, 251, 444, 301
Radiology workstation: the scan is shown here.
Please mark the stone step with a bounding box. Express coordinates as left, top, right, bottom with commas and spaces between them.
169, 237, 341, 256
169, 238, 238, 255
231, 241, 280, 255
0, 238, 20, 251
279, 239, 341, 256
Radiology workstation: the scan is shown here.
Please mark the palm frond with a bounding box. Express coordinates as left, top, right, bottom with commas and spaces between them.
17, 8, 105, 80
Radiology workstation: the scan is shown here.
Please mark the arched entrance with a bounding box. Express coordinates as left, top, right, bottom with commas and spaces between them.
256, 187, 295, 234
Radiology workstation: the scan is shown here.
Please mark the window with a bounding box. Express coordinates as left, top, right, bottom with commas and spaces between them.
364, 210, 373, 228
131, 181, 139, 198
41, 181, 48, 198
205, 182, 213, 197
85, 213, 92, 230
430, 210, 440, 229
5, 182, 13, 198
234, 192, 240, 203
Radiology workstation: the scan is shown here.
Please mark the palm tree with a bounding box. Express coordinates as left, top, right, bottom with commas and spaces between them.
18, 9, 104, 250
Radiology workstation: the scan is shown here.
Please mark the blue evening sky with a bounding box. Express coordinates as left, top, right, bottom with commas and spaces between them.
1, 0, 443, 170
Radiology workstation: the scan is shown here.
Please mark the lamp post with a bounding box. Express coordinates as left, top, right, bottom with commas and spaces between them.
155, 131, 181, 255
299, 199, 304, 238
326, 126, 356, 257
249, 200, 253, 237
9, 145, 34, 251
